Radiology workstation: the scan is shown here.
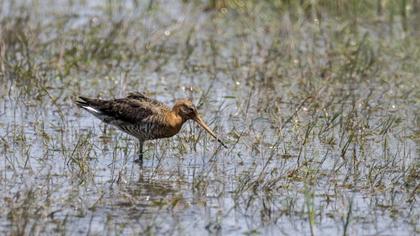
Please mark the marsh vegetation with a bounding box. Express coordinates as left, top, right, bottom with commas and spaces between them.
0, 0, 419, 235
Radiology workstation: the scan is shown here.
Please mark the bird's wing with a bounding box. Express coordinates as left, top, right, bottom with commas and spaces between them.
127, 92, 167, 107
76, 95, 170, 125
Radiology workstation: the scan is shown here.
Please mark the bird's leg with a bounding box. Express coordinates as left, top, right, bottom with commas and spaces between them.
103, 124, 107, 135
135, 140, 144, 165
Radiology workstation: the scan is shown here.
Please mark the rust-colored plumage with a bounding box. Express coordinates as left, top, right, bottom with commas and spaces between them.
75, 92, 226, 163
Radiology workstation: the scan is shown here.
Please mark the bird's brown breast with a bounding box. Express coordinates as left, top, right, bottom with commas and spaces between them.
163, 112, 184, 138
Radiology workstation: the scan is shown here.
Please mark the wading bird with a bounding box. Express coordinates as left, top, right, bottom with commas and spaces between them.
75, 92, 226, 164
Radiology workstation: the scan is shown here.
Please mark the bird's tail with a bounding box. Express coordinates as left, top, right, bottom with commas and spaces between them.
75, 96, 102, 115
75, 96, 90, 108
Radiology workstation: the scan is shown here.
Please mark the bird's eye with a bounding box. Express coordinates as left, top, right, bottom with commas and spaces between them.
182, 106, 193, 113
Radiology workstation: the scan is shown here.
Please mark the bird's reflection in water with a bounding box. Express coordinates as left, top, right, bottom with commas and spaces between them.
111, 162, 190, 217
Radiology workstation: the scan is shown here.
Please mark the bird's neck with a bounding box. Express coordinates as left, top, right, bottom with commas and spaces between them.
166, 111, 185, 129
171, 106, 188, 123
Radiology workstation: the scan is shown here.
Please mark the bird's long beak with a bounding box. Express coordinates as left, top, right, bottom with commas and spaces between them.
194, 116, 227, 148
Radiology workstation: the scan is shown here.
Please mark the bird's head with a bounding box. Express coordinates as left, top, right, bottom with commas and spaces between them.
174, 99, 198, 121
173, 99, 227, 148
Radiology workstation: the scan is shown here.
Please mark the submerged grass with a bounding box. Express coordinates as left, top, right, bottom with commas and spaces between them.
0, 0, 419, 235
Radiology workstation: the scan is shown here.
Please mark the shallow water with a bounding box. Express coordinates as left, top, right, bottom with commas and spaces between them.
0, 1, 419, 235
